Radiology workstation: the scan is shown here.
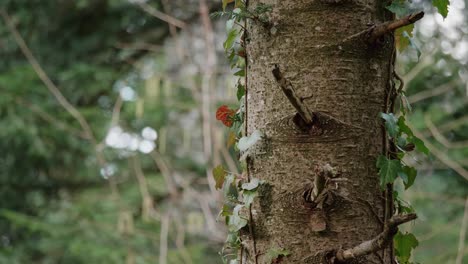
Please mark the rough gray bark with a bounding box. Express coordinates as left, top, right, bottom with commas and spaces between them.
243, 0, 395, 263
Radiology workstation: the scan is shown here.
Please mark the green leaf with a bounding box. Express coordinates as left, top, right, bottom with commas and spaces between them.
386, 0, 412, 17
228, 205, 247, 232
266, 248, 291, 263
398, 116, 429, 155
225, 231, 240, 247
380, 113, 399, 138
241, 178, 262, 190
236, 83, 245, 101
237, 129, 263, 152
224, 28, 238, 51
411, 136, 429, 155
213, 165, 227, 190
398, 166, 417, 189
404, 30, 422, 59
222, 0, 235, 11
394, 231, 419, 263
395, 24, 414, 52
242, 190, 258, 207
376, 155, 402, 189
234, 68, 245, 77
432, 0, 450, 18
397, 116, 413, 136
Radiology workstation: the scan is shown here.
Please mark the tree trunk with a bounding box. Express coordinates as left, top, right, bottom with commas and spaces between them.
244, 0, 394, 263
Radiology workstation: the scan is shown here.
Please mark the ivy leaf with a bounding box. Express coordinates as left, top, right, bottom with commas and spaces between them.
213, 165, 227, 190
386, 0, 412, 17
394, 231, 419, 263
236, 83, 245, 101
404, 30, 422, 59
395, 24, 414, 51
376, 155, 401, 189
411, 136, 429, 155
432, 0, 450, 18
220, 204, 232, 217
397, 116, 413, 136
222, 173, 237, 199
380, 113, 399, 138
226, 131, 237, 148
243, 190, 258, 207
225, 231, 240, 247
234, 68, 245, 77
238, 130, 263, 152
222, 0, 235, 11
398, 166, 417, 189
224, 28, 238, 51
397, 116, 429, 155
228, 205, 247, 232
241, 178, 262, 190
266, 248, 291, 263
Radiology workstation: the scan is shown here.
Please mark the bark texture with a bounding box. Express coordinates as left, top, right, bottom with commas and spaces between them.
243, 0, 394, 263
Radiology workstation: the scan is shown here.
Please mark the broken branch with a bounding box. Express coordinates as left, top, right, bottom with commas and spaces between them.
369, 12, 424, 43
335, 213, 417, 262
272, 65, 314, 126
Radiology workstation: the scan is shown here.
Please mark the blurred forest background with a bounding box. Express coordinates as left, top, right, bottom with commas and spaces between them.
0, 0, 466, 263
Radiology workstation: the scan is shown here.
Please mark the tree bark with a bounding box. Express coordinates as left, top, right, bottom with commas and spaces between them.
243, 0, 394, 263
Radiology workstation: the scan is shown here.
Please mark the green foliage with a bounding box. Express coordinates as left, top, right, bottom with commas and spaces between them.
394, 231, 419, 264
432, 0, 450, 18
376, 155, 402, 188
213, 165, 228, 190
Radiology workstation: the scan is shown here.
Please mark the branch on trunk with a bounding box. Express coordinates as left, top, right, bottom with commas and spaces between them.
368, 12, 424, 43
334, 213, 417, 262
344, 12, 424, 44
272, 65, 315, 128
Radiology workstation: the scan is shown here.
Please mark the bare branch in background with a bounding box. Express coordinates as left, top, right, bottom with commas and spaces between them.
408, 79, 459, 104
115, 42, 162, 52
402, 49, 437, 86
131, 155, 159, 221
425, 114, 468, 149
456, 198, 468, 264
161, 0, 184, 60
159, 212, 170, 264
133, 1, 187, 29
150, 150, 178, 196
0, 9, 120, 196
110, 95, 123, 128
16, 98, 88, 139
409, 123, 468, 181
422, 115, 468, 138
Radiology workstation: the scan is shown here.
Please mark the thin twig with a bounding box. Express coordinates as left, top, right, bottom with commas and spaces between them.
335, 214, 417, 261
272, 64, 314, 125
131, 155, 158, 220
456, 198, 468, 264
408, 79, 459, 104
16, 98, 87, 139
159, 212, 170, 264
0, 9, 119, 195
134, 1, 186, 29
369, 12, 425, 43
409, 123, 468, 181
425, 114, 468, 149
